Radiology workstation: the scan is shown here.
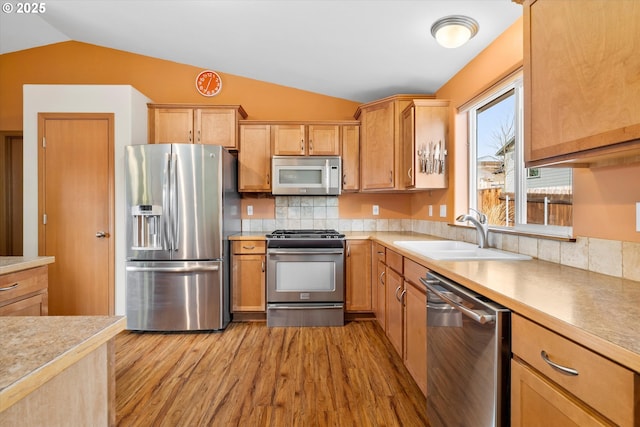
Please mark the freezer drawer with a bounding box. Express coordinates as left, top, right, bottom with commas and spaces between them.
126, 260, 228, 331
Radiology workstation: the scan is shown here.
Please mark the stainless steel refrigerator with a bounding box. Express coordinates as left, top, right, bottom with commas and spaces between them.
124, 144, 240, 331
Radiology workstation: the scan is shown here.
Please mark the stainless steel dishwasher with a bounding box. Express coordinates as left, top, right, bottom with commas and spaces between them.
421, 272, 510, 427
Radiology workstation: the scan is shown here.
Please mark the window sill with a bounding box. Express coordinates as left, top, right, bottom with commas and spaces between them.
449, 223, 576, 243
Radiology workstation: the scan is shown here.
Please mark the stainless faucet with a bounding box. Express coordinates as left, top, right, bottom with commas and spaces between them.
456, 208, 489, 248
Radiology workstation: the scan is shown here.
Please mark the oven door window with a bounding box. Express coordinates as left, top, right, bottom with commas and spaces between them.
276, 261, 335, 292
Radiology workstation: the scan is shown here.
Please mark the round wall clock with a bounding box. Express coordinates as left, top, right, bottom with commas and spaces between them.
195, 70, 222, 97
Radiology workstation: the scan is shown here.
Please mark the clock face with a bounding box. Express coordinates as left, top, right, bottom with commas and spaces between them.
195, 70, 222, 97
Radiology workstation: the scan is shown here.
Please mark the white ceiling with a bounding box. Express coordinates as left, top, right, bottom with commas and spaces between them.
0, 0, 522, 103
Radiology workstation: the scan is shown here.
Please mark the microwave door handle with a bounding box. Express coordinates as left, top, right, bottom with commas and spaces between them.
325, 159, 329, 193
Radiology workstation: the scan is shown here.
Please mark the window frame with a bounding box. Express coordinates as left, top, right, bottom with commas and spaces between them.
466, 75, 573, 238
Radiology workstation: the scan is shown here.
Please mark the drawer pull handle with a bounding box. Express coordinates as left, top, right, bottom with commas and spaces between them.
242, 245, 256, 250
540, 350, 579, 376
0, 283, 19, 291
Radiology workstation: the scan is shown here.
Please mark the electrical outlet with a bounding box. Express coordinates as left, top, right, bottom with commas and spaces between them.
439, 205, 447, 218
428, 205, 433, 217
247, 205, 253, 216
373, 205, 380, 216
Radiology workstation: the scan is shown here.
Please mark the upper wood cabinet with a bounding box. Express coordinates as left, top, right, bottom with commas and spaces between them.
355, 94, 435, 191
239, 124, 271, 192
341, 125, 360, 192
401, 99, 449, 189
272, 124, 340, 156
148, 104, 247, 149
524, 0, 640, 166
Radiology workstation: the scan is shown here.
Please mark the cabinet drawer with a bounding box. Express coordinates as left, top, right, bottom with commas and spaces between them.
512, 314, 636, 427
386, 249, 403, 274
403, 258, 428, 286
232, 240, 266, 254
0, 266, 48, 305
374, 243, 386, 262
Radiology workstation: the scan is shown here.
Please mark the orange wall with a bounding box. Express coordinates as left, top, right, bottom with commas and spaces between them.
0, 41, 360, 130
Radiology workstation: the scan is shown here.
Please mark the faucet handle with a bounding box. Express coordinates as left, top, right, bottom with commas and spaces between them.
468, 208, 487, 224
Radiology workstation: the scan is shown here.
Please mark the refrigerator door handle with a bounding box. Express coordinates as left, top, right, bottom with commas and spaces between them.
170, 152, 179, 252
126, 264, 220, 273
162, 152, 171, 251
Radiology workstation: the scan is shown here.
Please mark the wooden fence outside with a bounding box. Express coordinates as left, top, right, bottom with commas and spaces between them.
478, 188, 573, 227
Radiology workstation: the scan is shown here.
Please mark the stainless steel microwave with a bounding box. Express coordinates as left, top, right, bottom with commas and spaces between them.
271, 156, 341, 196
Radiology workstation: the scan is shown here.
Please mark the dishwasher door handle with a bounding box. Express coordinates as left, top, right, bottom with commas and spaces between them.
421, 277, 495, 325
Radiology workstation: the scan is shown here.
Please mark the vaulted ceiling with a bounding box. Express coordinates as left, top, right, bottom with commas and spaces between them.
0, 0, 522, 102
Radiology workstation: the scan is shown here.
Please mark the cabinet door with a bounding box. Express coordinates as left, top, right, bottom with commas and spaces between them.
152, 108, 194, 144
404, 279, 426, 396
0, 293, 47, 316
374, 259, 386, 330
401, 106, 415, 188
196, 108, 237, 148
360, 102, 395, 190
239, 125, 271, 192
385, 267, 404, 356
231, 254, 265, 312
525, 0, 640, 165
272, 124, 306, 155
341, 125, 360, 191
345, 240, 372, 312
308, 125, 340, 155
511, 360, 612, 427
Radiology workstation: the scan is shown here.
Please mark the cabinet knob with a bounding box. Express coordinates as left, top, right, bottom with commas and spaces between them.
96, 231, 107, 238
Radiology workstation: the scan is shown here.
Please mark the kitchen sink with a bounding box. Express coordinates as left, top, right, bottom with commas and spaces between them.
393, 240, 531, 261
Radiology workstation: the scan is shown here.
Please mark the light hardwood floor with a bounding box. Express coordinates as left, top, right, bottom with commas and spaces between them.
115, 321, 428, 426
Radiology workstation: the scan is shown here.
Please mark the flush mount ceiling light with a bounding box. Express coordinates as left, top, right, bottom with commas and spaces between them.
431, 15, 479, 49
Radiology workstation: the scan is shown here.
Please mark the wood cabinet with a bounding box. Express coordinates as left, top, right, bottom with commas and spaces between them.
231, 240, 266, 312
238, 124, 272, 192
373, 243, 386, 330
511, 313, 637, 427
0, 265, 48, 316
345, 239, 372, 312
148, 104, 247, 149
401, 100, 449, 189
403, 259, 427, 397
341, 125, 360, 192
272, 124, 340, 156
355, 94, 435, 191
385, 249, 404, 356
524, 0, 640, 166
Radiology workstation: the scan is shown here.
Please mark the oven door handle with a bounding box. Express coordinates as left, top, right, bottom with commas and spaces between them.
421, 277, 495, 325
268, 250, 344, 255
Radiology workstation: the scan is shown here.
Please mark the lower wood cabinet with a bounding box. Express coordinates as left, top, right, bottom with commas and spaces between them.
0, 266, 48, 316
231, 240, 266, 312
345, 239, 372, 312
403, 259, 427, 396
373, 244, 387, 330
511, 314, 637, 427
385, 265, 404, 356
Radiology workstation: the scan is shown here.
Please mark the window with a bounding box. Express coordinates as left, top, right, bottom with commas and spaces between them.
467, 76, 573, 236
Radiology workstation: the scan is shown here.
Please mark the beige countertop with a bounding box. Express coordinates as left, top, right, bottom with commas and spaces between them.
236, 230, 640, 372
0, 257, 55, 275
0, 316, 126, 412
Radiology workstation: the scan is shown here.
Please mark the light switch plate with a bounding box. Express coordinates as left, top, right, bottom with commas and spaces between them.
439, 205, 447, 218
637, 202, 640, 232
428, 205, 433, 217
373, 205, 380, 215
247, 205, 253, 216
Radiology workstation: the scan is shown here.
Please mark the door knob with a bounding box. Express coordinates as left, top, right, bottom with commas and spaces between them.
96, 231, 107, 238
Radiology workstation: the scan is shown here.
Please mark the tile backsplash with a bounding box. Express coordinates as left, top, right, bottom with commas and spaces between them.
240, 196, 640, 282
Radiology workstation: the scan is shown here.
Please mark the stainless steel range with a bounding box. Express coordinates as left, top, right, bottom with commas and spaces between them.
265, 229, 345, 327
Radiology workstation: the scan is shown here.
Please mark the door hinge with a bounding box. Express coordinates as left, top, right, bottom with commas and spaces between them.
42, 137, 46, 148
43, 214, 47, 225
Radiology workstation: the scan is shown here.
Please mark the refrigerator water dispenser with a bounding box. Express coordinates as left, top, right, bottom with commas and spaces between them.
131, 205, 162, 250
